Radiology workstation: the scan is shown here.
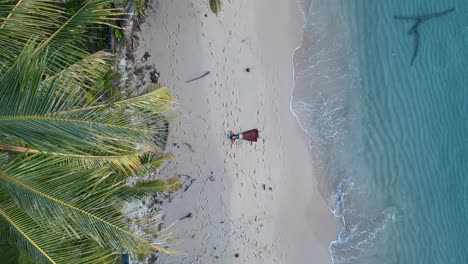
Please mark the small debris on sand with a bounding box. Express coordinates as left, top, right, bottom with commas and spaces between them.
183, 141, 194, 152
142, 51, 151, 62
186, 71, 210, 83
209, 171, 215, 182
150, 69, 160, 83
183, 178, 196, 192
179, 212, 192, 221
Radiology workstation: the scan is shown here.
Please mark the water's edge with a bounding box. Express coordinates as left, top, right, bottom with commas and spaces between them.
290, 1, 468, 263
289, 1, 342, 263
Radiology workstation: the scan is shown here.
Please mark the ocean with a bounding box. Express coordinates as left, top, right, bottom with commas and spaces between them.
291, 0, 468, 263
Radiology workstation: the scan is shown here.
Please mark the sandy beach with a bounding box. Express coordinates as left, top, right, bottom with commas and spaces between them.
133, 0, 340, 263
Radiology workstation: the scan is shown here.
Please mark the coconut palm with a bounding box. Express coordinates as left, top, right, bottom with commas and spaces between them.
0, 1, 177, 263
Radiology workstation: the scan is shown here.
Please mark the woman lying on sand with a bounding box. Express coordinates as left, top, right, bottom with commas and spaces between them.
231, 129, 260, 143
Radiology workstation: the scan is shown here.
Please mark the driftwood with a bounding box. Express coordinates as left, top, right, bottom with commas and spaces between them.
178, 212, 192, 221
186, 71, 210, 83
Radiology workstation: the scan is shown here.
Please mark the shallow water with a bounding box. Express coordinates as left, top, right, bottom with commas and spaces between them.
291, 0, 468, 263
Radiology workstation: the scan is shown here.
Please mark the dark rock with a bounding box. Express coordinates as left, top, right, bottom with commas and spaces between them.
150, 69, 160, 83
147, 253, 159, 264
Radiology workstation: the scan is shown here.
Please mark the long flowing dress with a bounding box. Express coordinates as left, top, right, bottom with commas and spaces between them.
239, 129, 260, 142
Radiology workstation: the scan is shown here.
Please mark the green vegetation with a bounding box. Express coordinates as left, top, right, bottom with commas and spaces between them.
135, 0, 148, 22
63, 0, 117, 52
209, 0, 223, 15
0, 244, 35, 264
0, 0, 178, 263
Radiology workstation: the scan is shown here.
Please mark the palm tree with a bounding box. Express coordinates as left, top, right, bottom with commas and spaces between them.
0, 1, 177, 263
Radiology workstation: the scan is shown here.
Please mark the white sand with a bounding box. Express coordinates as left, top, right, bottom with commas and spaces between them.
134, 0, 339, 263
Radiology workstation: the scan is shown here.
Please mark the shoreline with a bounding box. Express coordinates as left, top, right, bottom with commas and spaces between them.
135, 0, 340, 263
290, 2, 343, 262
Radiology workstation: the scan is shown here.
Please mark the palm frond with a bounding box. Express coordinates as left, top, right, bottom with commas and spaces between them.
125, 177, 181, 194
0, 156, 170, 256
0, 0, 124, 75
0, 2, 177, 260
44, 51, 115, 102
0, 152, 8, 166
0, 190, 118, 264
0, 143, 146, 175
138, 153, 174, 171
209, 0, 222, 15
0, 45, 173, 173
0, 0, 63, 73
34, 0, 125, 74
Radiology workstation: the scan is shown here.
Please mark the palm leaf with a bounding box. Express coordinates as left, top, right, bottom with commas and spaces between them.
0, 1, 177, 261
33, 0, 125, 74
0, 190, 118, 264
0, 0, 124, 75
0, 156, 171, 256
44, 51, 116, 103
0, 45, 173, 174
0, 152, 8, 166
125, 177, 181, 194
0, 0, 63, 73
209, 0, 222, 15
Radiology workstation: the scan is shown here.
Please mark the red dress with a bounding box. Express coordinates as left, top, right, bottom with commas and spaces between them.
239, 129, 260, 142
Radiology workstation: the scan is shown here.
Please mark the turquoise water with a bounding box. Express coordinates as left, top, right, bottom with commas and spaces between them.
292, 0, 468, 263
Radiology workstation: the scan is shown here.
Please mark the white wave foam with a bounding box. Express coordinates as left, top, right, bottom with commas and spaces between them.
289, 0, 385, 263
328, 186, 399, 264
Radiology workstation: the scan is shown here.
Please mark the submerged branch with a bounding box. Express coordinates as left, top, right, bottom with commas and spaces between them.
394, 8, 455, 21
394, 7, 455, 66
